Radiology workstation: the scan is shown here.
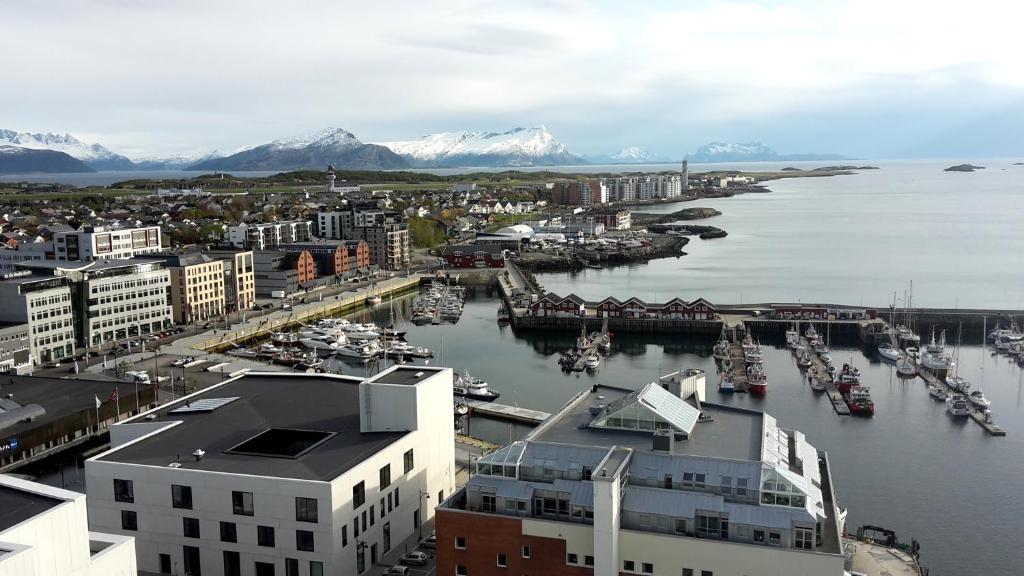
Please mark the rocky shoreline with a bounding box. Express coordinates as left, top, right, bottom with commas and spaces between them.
517, 233, 689, 272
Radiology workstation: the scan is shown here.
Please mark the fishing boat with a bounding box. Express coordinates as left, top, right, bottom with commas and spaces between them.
796, 350, 812, 369
746, 363, 768, 395
968, 389, 991, 409
712, 330, 731, 360
454, 370, 500, 401
844, 386, 875, 416
497, 304, 510, 323
927, 384, 946, 400
877, 342, 899, 362
719, 372, 735, 393
836, 363, 861, 394
272, 351, 302, 367
921, 328, 954, 372
721, 358, 734, 373
905, 346, 920, 359
584, 354, 601, 370
785, 325, 799, 348
945, 393, 970, 416
809, 374, 828, 392
743, 344, 763, 364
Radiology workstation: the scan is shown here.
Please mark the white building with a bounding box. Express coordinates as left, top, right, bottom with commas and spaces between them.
437, 369, 850, 576
0, 270, 75, 365
226, 221, 313, 250
0, 474, 137, 576
86, 366, 456, 576
53, 226, 162, 261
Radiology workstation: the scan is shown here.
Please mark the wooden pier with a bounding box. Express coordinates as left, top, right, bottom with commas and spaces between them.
799, 337, 851, 415
727, 343, 748, 393
465, 400, 551, 425
572, 332, 609, 371
917, 367, 1006, 436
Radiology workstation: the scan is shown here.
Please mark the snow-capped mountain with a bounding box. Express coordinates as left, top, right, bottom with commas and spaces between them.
132, 151, 224, 170
688, 141, 847, 163
584, 147, 668, 164
376, 126, 582, 167
0, 145, 94, 174
189, 128, 407, 171
0, 129, 134, 169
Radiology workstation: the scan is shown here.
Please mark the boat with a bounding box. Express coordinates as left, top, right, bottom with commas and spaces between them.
743, 344, 763, 364
271, 332, 301, 347
497, 304, 510, 323
836, 363, 860, 393
299, 327, 349, 346
945, 393, 970, 416
927, 384, 946, 400
712, 330, 731, 360
921, 328, 954, 372
721, 358, 733, 373
719, 372, 735, 393
454, 370, 500, 401
366, 293, 382, 306
746, 363, 767, 395
945, 375, 970, 393
877, 342, 899, 362
896, 355, 917, 377
300, 335, 346, 352
785, 325, 799, 348
844, 386, 875, 416
968, 389, 991, 409
454, 401, 470, 416
298, 351, 324, 370
809, 374, 828, 392
796, 350, 812, 369
272, 351, 302, 366
334, 340, 382, 360
905, 346, 920, 359
584, 354, 601, 370
341, 323, 381, 341
386, 341, 433, 359
256, 343, 283, 357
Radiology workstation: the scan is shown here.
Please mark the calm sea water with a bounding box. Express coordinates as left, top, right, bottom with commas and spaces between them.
537, 159, 1024, 309
346, 289, 1023, 576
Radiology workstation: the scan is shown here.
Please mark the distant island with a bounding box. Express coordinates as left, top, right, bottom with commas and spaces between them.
1013, 162, 1024, 166
945, 164, 985, 172
781, 165, 878, 172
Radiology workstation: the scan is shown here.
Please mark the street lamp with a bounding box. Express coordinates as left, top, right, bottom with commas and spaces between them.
418, 491, 430, 541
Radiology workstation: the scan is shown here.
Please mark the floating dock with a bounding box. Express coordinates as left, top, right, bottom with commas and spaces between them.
917, 367, 1006, 436
465, 400, 551, 425
572, 332, 609, 371
727, 342, 748, 393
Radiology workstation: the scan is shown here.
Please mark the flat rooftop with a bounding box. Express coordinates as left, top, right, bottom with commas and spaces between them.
1, 375, 135, 437
367, 365, 446, 386
531, 385, 764, 461
97, 373, 407, 481
0, 485, 63, 533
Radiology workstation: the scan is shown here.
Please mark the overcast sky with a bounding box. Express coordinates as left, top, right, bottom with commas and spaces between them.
3, 0, 1023, 159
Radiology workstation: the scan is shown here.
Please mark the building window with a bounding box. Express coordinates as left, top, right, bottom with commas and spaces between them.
394, 487, 400, 506
455, 536, 467, 549
795, 527, 814, 549
370, 505, 376, 526
456, 566, 468, 576
357, 547, 366, 574
736, 478, 748, 497
296, 529, 315, 552
353, 481, 365, 508
183, 545, 201, 576
223, 551, 241, 576
694, 473, 706, 488
496, 553, 507, 567
404, 449, 414, 473
255, 561, 275, 576
232, 491, 254, 516
701, 571, 713, 576
769, 532, 781, 546
380, 464, 391, 488
585, 556, 594, 566
258, 525, 276, 547
567, 553, 578, 564
522, 546, 530, 558
643, 562, 654, 574
296, 497, 318, 523
285, 559, 299, 576
220, 521, 237, 543
120, 510, 137, 531
310, 561, 323, 576
624, 560, 636, 571
114, 479, 134, 503
342, 525, 348, 547
388, 493, 394, 512
362, 510, 368, 531
160, 554, 172, 573
183, 517, 201, 538
682, 569, 694, 576
481, 494, 496, 512
172, 485, 193, 509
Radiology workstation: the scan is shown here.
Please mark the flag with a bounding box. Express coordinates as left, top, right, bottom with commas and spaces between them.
94, 395, 101, 409
108, 388, 119, 402
74, 360, 80, 374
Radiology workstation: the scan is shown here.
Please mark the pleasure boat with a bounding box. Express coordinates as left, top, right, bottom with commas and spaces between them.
719, 373, 735, 393
895, 324, 921, 345
945, 375, 970, 393
927, 384, 946, 400
905, 346, 920, 359
333, 340, 382, 360
746, 363, 768, 395
366, 294, 383, 306
454, 370, 500, 401
945, 393, 970, 416
818, 350, 832, 365
271, 332, 301, 347
896, 355, 917, 377
809, 374, 828, 392
256, 343, 283, 357
298, 352, 324, 370
454, 401, 470, 416
968, 389, 991, 409
299, 327, 349, 346
386, 341, 433, 359
584, 354, 601, 370
342, 323, 381, 341
497, 304, 510, 323
272, 351, 302, 366
300, 334, 346, 352
844, 386, 875, 416
877, 342, 899, 362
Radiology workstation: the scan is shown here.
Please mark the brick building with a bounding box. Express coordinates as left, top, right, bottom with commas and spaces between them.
344, 240, 371, 270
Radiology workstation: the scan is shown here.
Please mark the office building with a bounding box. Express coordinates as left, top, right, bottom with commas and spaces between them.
85, 367, 456, 576
206, 250, 257, 313
437, 369, 848, 576
0, 270, 75, 365
0, 323, 30, 374
53, 226, 162, 261
226, 221, 313, 251
137, 254, 226, 325
0, 474, 137, 576
252, 250, 315, 297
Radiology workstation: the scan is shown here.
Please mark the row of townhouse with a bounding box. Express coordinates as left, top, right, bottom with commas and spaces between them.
467, 200, 539, 215
528, 293, 716, 320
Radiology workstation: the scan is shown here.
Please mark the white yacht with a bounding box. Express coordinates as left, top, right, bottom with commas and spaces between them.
342, 323, 381, 341
945, 375, 970, 393
334, 340, 382, 360
896, 355, 917, 377
968, 389, 991, 409
877, 342, 899, 362
927, 384, 947, 400
945, 393, 970, 416
454, 370, 500, 401
300, 334, 346, 351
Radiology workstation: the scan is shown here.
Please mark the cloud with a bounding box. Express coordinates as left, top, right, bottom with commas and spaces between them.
0, 0, 1021, 158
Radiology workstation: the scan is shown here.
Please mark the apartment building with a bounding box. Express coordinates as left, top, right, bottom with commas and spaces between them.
279, 242, 350, 277
0, 270, 75, 365
437, 369, 847, 576
317, 207, 411, 270
53, 226, 162, 261
206, 250, 257, 313
0, 475, 137, 576
137, 254, 226, 324
345, 240, 371, 270
551, 181, 608, 206
226, 221, 313, 250
252, 251, 315, 297
0, 323, 30, 373
85, 366, 456, 576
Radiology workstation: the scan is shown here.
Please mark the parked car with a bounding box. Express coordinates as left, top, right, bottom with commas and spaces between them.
400, 551, 429, 566
421, 531, 437, 549
384, 567, 409, 576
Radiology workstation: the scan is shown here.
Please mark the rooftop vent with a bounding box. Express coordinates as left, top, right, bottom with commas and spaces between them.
225, 428, 336, 460
192, 449, 205, 461
652, 428, 675, 452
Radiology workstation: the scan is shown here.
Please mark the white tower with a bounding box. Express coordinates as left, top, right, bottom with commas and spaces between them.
325, 164, 336, 193
681, 159, 689, 192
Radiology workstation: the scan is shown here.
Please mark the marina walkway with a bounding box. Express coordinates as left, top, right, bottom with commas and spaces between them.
799, 337, 850, 415
727, 342, 748, 393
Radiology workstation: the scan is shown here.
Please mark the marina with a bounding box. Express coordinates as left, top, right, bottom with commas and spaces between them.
917, 367, 1006, 436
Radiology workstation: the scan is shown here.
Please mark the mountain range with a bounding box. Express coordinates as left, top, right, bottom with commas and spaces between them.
375, 126, 581, 168
582, 147, 669, 164
189, 128, 407, 171
687, 142, 848, 163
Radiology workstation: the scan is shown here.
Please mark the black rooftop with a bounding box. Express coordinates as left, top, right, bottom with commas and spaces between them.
0, 485, 63, 532
0, 375, 136, 437
97, 373, 407, 481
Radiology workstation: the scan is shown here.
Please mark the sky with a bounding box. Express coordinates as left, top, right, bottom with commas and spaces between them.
3, 0, 1023, 160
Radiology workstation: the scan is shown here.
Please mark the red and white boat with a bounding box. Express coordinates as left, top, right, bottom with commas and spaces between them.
746, 363, 768, 395
844, 385, 875, 416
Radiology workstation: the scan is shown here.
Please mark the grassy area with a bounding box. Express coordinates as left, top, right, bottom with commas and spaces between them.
0, 188, 150, 201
